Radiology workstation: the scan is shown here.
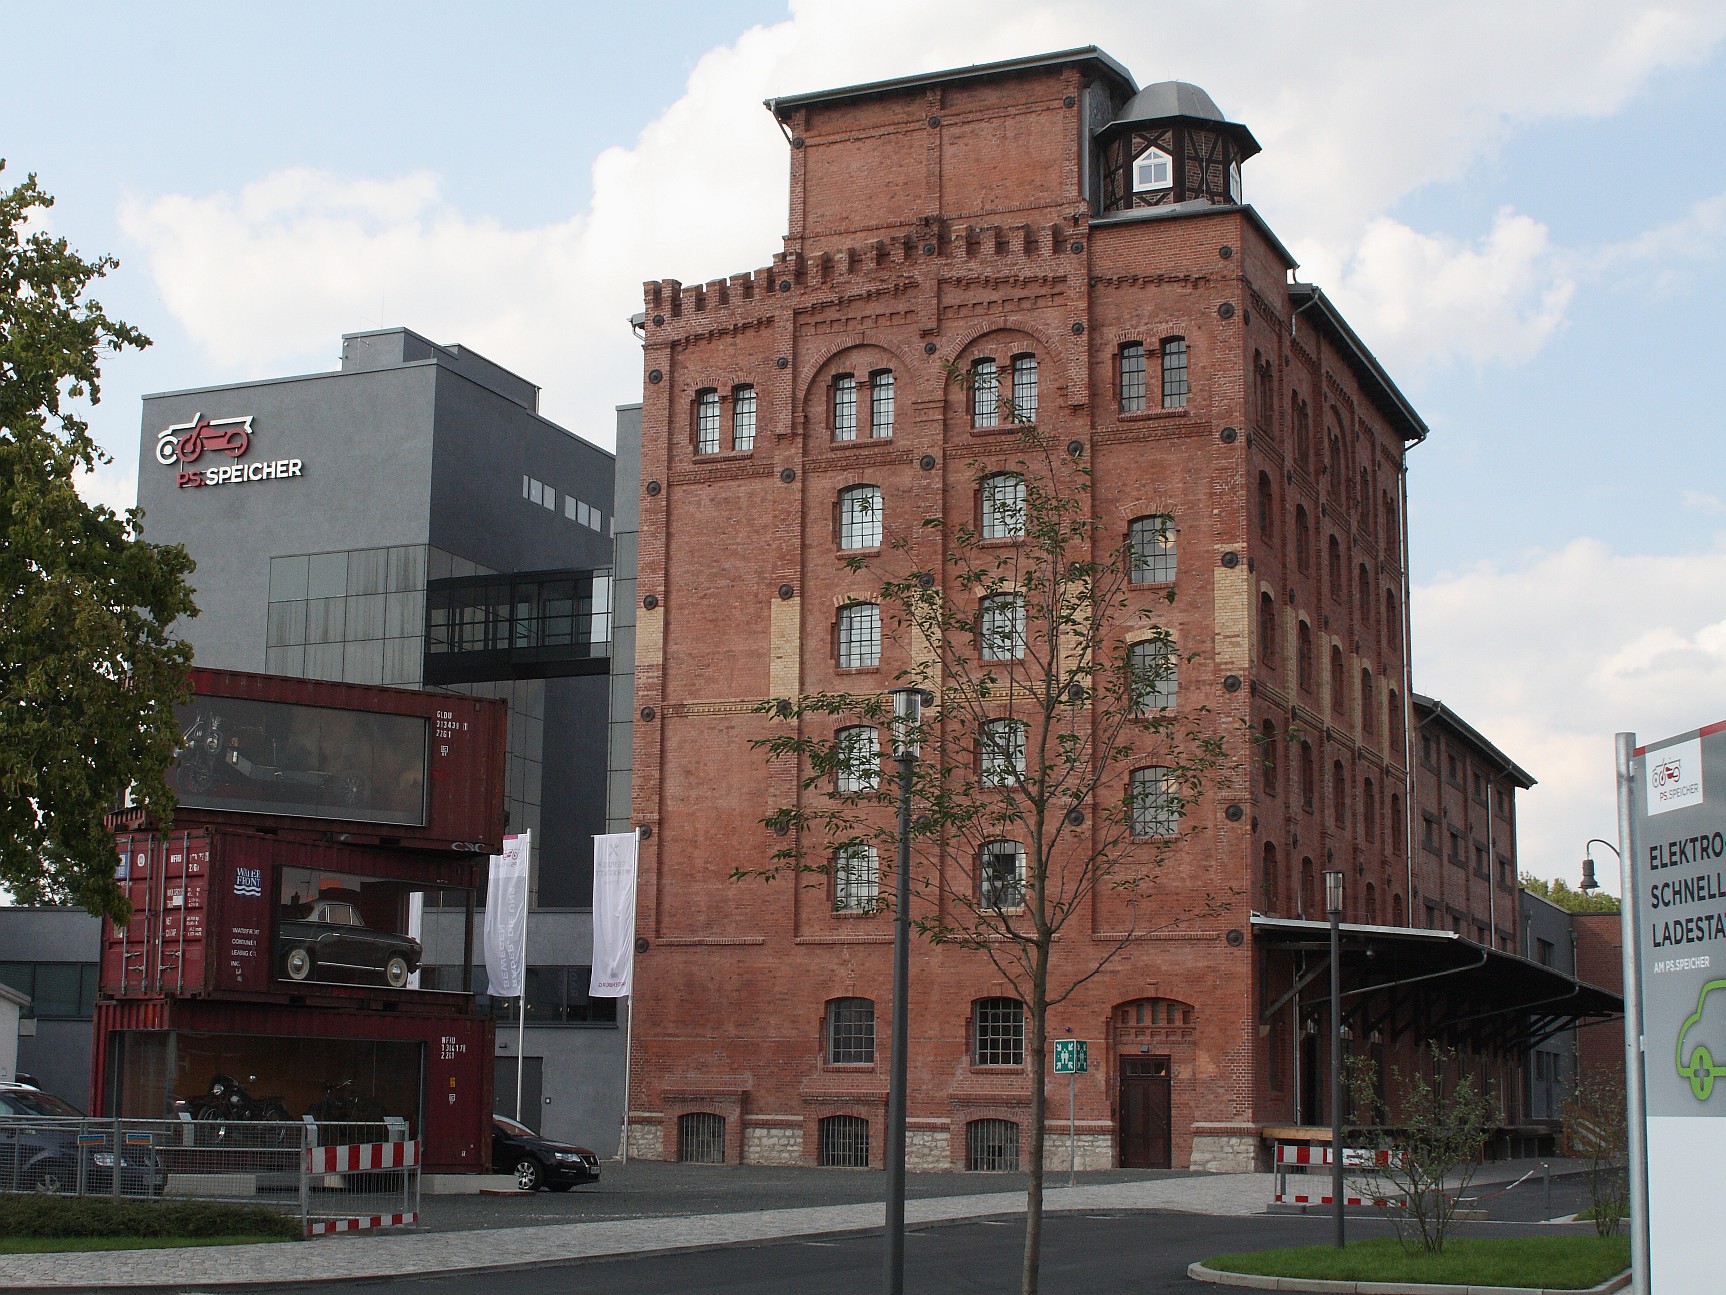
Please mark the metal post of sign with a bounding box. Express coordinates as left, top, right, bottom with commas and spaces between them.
1068, 1067, 1077, 1187
883, 687, 921, 1295
1615, 732, 1649, 1295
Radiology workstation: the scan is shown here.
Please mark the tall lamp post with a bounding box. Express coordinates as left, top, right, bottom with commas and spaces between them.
883, 687, 922, 1295
1580, 838, 1619, 894
1325, 867, 1346, 1250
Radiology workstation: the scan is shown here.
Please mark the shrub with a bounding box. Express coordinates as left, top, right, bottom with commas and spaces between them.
0, 1195, 300, 1240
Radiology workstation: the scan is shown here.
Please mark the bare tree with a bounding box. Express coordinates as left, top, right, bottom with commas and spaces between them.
1562, 1068, 1628, 1237
745, 413, 1225, 1295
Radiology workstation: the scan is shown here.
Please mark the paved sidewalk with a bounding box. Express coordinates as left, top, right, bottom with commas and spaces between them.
0, 1173, 1275, 1291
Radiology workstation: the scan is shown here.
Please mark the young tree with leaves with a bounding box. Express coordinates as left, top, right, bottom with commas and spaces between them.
747, 402, 1225, 1294
0, 163, 197, 920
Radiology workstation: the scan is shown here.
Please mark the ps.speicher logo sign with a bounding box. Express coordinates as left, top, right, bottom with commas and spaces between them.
155, 412, 303, 489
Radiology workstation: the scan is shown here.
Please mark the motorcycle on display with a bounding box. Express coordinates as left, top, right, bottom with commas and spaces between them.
186, 1073, 293, 1147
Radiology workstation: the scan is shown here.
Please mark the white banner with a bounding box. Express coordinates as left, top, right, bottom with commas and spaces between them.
484, 831, 530, 999
590, 832, 639, 998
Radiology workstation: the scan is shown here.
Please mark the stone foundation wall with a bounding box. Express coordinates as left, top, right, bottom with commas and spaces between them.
1189, 1132, 1259, 1173
906, 1128, 952, 1172
1040, 1133, 1114, 1172
744, 1123, 805, 1166
626, 1122, 665, 1162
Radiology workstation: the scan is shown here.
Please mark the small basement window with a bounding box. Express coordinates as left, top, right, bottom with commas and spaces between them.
1133, 146, 1172, 192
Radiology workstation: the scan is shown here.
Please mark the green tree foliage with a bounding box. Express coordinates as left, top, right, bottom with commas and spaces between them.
0, 163, 197, 919
746, 406, 1224, 1294
1521, 873, 1621, 915
1562, 1068, 1629, 1238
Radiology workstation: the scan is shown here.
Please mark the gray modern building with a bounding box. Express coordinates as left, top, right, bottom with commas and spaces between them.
130, 328, 626, 1150
0, 907, 103, 1105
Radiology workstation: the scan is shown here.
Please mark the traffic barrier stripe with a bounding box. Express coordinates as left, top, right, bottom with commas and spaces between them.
1274, 1143, 1402, 1168
307, 1212, 418, 1235
304, 1140, 421, 1173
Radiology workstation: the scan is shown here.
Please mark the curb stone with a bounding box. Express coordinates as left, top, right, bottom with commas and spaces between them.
1186, 1260, 1632, 1294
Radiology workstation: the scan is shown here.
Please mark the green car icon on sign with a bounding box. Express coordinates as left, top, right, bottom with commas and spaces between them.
1676, 978, 1726, 1101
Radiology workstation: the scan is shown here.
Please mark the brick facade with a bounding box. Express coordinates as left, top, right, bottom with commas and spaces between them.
628, 49, 1449, 1171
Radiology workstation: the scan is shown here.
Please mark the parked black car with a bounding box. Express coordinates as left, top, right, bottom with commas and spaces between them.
0, 1084, 167, 1196
491, 1115, 600, 1191
278, 897, 422, 988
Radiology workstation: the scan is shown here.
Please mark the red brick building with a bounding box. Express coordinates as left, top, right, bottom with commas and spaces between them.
624, 48, 1615, 1173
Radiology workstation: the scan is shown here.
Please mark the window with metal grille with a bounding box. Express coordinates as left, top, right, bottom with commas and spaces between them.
1130, 766, 1178, 838
837, 484, 883, 550
1010, 354, 1038, 423
1128, 638, 1176, 712
870, 370, 895, 438
980, 718, 1025, 787
695, 389, 720, 454
972, 358, 999, 428
732, 384, 756, 451
1119, 342, 1146, 412
1128, 515, 1175, 583
966, 1118, 1021, 1171
978, 843, 1025, 912
980, 473, 1025, 539
837, 603, 880, 669
678, 1112, 725, 1163
826, 998, 876, 1064
819, 1115, 870, 1167
979, 594, 1024, 661
832, 373, 858, 440
834, 843, 879, 912
835, 725, 880, 793
973, 999, 1024, 1067
1160, 338, 1188, 408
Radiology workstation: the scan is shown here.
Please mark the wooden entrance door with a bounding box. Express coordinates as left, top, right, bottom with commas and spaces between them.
1118, 1056, 1172, 1168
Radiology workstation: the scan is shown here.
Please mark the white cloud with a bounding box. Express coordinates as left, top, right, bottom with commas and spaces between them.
1413, 538, 1726, 892
1684, 490, 1726, 516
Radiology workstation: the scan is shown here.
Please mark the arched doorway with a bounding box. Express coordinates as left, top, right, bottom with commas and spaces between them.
1112, 997, 1193, 1168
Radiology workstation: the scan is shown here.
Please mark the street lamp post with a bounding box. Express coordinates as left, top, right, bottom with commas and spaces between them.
1580, 838, 1619, 894
1325, 867, 1345, 1250
883, 687, 922, 1295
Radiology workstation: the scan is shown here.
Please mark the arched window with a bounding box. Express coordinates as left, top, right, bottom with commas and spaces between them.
1292, 395, 1310, 467
1327, 534, 1343, 600
1160, 337, 1188, 408
1300, 857, 1316, 917
1365, 882, 1378, 925
869, 370, 895, 439
1295, 506, 1311, 574
1383, 491, 1399, 558
980, 718, 1025, 787
732, 384, 757, 451
1255, 352, 1274, 428
1259, 593, 1277, 664
832, 373, 858, 440
1361, 668, 1375, 742
1257, 471, 1275, 539
1387, 688, 1403, 751
1363, 777, 1378, 842
838, 484, 883, 550
979, 594, 1025, 661
1262, 842, 1279, 909
1297, 622, 1315, 692
979, 842, 1026, 911
1358, 565, 1373, 629
1333, 759, 1348, 827
819, 1115, 870, 1167
1327, 425, 1345, 502
1128, 515, 1176, 583
980, 472, 1026, 539
1119, 341, 1147, 412
834, 843, 879, 912
1299, 742, 1316, 811
1385, 589, 1399, 650
1359, 467, 1372, 520
1130, 766, 1178, 839
1010, 354, 1038, 423
836, 602, 880, 669
1261, 718, 1279, 795
1390, 793, 1404, 854
1330, 644, 1346, 714
972, 998, 1025, 1066
835, 725, 879, 794
966, 1118, 1021, 1171
1129, 637, 1177, 711
695, 388, 721, 455
825, 998, 876, 1064
971, 357, 999, 428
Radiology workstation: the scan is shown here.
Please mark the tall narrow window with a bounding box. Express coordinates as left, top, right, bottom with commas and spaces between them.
1363, 777, 1378, 842
973, 998, 1025, 1065
832, 373, 858, 441
836, 603, 880, 669
1295, 506, 1311, 573
1160, 338, 1188, 408
1128, 515, 1176, 583
869, 369, 895, 438
1259, 593, 1277, 664
1130, 766, 1178, 838
980, 718, 1026, 787
826, 998, 876, 1064
1360, 668, 1375, 742
1120, 342, 1147, 412
972, 358, 999, 428
834, 843, 879, 912
981, 473, 1026, 539
695, 389, 720, 455
1330, 645, 1346, 714
1293, 396, 1310, 467
1328, 535, 1343, 600
834, 725, 880, 794
979, 594, 1025, 662
838, 484, 883, 550
1390, 794, 1404, 854
1263, 842, 1280, 908
1257, 471, 1275, 539
1299, 742, 1315, 811
1297, 622, 1315, 692
1010, 354, 1038, 423
731, 384, 756, 452
1128, 638, 1176, 711
979, 843, 1026, 911
1261, 719, 1279, 795
1333, 760, 1348, 827
1358, 565, 1373, 631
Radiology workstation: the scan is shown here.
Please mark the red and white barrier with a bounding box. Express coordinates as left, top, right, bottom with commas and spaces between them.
1272, 1142, 1405, 1207
307, 1211, 418, 1235
305, 1140, 420, 1174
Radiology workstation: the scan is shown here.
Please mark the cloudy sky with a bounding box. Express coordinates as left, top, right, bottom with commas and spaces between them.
8, 0, 1726, 893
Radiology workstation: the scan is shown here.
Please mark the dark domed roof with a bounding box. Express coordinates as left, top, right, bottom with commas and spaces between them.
1111, 81, 1225, 127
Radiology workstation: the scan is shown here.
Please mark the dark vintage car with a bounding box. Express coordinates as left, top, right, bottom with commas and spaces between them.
0, 1084, 167, 1196
491, 1114, 601, 1191
278, 898, 422, 988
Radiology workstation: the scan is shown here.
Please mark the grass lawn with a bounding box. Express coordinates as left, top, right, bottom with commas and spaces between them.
1203, 1235, 1630, 1290
0, 1234, 295, 1254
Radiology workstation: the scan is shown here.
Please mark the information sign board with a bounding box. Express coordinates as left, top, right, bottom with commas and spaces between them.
1053, 1040, 1088, 1074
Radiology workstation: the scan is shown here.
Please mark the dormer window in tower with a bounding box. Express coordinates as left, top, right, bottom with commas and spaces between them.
1228, 160, 1241, 204
1132, 145, 1173, 193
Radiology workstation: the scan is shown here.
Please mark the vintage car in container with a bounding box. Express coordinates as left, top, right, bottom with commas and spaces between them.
279, 896, 423, 989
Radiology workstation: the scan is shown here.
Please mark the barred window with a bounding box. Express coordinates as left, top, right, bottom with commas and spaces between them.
679, 1112, 725, 1163
973, 997, 1025, 1066
838, 484, 883, 550
732, 384, 756, 452
835, 725, 880, 794
979, 593, 1025, 661
834, 843, 879, 912
819, 1114, 870, 1167
833, 373, 858, 441
1128, 638, 1176, 711
1010, 354, 1038, 423
1161, 337, 1188, 408
966, 1118, 1021, 1171
695, 388, 720, 454
980, 718, 1025, 787
979, 841, 1026, 911
972, 358, 999, 428
827, 998, 876, 1064
980, 472, 1025, 539
837, 603, 880, 669
1128, 515, 1176, 583
870, 370, 895, 438
1130, 765, 1178, 839
1119, 341, 1147, 412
